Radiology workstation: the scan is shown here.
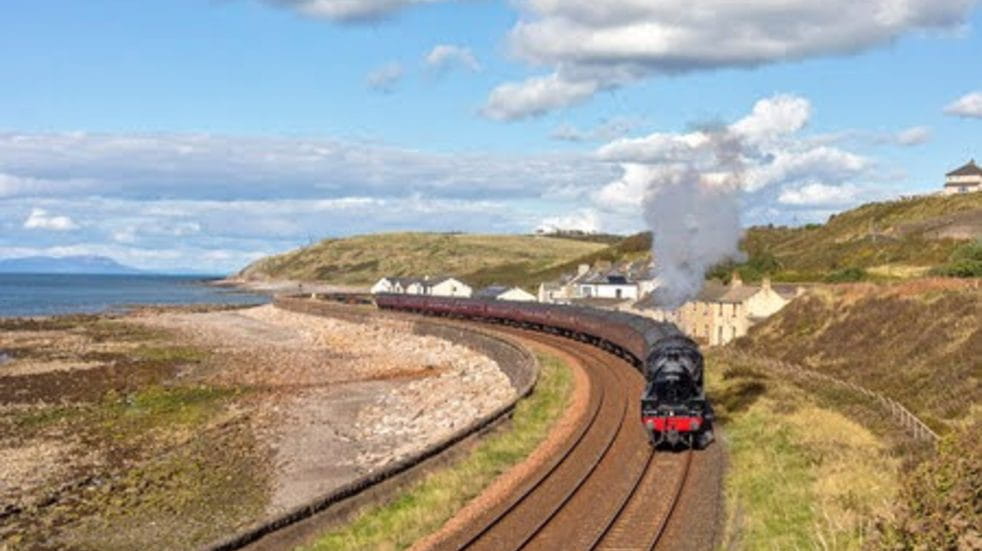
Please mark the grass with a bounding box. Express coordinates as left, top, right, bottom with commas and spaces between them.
239, 232, 606, 286
709, 351, 899, 550
300, 351, 573, 551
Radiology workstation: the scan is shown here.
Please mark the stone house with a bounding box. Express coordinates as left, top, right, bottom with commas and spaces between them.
633, 274, 803, 346
943, 160, 982, 195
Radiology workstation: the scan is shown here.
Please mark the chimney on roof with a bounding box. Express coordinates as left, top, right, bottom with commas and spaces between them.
762, 276, 772, 291
731, 271, 743, 288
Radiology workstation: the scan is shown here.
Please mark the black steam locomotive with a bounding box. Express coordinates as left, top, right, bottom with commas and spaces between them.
374, 294, 714, 449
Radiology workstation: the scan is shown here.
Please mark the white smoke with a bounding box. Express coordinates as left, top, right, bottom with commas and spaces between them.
641, 130, 745, 309
597, 94, 841, 308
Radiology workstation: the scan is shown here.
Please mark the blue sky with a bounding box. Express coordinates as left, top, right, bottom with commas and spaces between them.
1, 0, 980, 272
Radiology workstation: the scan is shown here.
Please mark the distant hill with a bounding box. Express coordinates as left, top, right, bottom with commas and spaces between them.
0, 255, 144, 275
237, 232, 609, 287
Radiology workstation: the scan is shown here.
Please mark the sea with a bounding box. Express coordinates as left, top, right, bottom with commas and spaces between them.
0, 274, 270, 318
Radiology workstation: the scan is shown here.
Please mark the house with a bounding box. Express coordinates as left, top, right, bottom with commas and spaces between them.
943, 160, 982, 195
538, 259, 654, 305
427, 277, 472, 298
370, 277, 396, 294
632, 273, 803, 346
370, 275, 472, 298
579, 273, 639, 301
475, 285, 537, 302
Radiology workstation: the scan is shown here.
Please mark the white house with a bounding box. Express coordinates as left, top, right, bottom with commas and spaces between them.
943, 160, 982, 195
579, 273, 640, 301
370, 277, 395, 294
428, 277, 472, 298
475, 285, 537, 302
370, 276, 471, 297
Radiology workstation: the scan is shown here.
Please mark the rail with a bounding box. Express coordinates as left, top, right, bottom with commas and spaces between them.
725, 349, 939, 444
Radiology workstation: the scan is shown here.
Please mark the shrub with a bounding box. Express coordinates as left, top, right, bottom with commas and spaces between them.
872, 420, 982, 549
932, 240, 982, 278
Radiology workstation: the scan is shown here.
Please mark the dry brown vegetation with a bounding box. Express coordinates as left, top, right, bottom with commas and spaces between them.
734, 278, 981, 433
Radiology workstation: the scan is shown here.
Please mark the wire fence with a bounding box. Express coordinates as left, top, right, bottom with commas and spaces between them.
725, 349, 939, 444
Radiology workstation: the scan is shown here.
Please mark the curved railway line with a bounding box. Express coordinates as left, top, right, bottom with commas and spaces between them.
431, 324, 714, 551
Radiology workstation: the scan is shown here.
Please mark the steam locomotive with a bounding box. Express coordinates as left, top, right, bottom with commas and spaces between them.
374, 294, 714, 449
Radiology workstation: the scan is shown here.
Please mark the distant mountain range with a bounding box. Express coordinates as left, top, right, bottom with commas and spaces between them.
0, 255, 145, 274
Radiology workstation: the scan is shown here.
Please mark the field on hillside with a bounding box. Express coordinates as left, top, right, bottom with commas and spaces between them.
238, 233, 607, 287
733, 278, 981, 433
738, 193, 982, 281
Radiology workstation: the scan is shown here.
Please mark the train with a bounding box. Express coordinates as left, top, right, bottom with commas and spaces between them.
374, 293, 715, 449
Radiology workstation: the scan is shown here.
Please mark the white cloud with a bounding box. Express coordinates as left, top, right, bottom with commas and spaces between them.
944, 91, 982, 118
23, 208, 80, 231
486, 0, 979, 118
593, 94, 877, 212
425, 44, 481, 72
263, 0, 447, 22
366, 62, 405, 92
778, 183, 862, 206
535, 209, 601, 233
482, 73, 602, 120
895, 125, 932, 145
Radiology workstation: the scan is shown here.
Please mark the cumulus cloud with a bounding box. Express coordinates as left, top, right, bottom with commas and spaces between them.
425, 44, 481, 73
23, 208, 80, 231
366, 62, 405, 92
486, 0, 979, 118
263, 0, 448, 22
482, 72, 603, 120
944, 91, 982, 118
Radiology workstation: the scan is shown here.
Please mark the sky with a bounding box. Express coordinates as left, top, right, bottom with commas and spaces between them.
1, 0, 980, 273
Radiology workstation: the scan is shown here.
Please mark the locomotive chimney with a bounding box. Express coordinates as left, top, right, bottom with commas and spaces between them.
731, 271, 743, 288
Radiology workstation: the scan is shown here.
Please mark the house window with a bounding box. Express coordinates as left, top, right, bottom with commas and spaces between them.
717, 326, 723, 344
718, 304, 723, 316
732, 326, 737, 340
616, 288, 623, 299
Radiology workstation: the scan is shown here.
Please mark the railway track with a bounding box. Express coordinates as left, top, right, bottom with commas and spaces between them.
436, 325, 700, 551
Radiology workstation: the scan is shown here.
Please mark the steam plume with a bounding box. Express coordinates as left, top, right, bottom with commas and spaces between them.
643, 130, 744, 309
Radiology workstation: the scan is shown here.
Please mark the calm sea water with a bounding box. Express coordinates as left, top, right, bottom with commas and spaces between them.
0, 274, 270, 317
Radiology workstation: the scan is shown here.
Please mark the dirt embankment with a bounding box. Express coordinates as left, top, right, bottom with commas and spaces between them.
0, 305, 515, 549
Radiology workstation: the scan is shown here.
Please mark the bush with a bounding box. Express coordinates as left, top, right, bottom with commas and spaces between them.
933, 240, 982, 278
824, 267, 868, 283
872, 420, 982, 550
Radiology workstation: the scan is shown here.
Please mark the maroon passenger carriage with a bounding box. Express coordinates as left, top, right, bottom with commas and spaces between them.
375, 294, 714, 449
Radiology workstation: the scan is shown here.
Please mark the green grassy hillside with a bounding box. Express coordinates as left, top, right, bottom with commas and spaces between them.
238, 233, 607, 286
736, 193, 982, 281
